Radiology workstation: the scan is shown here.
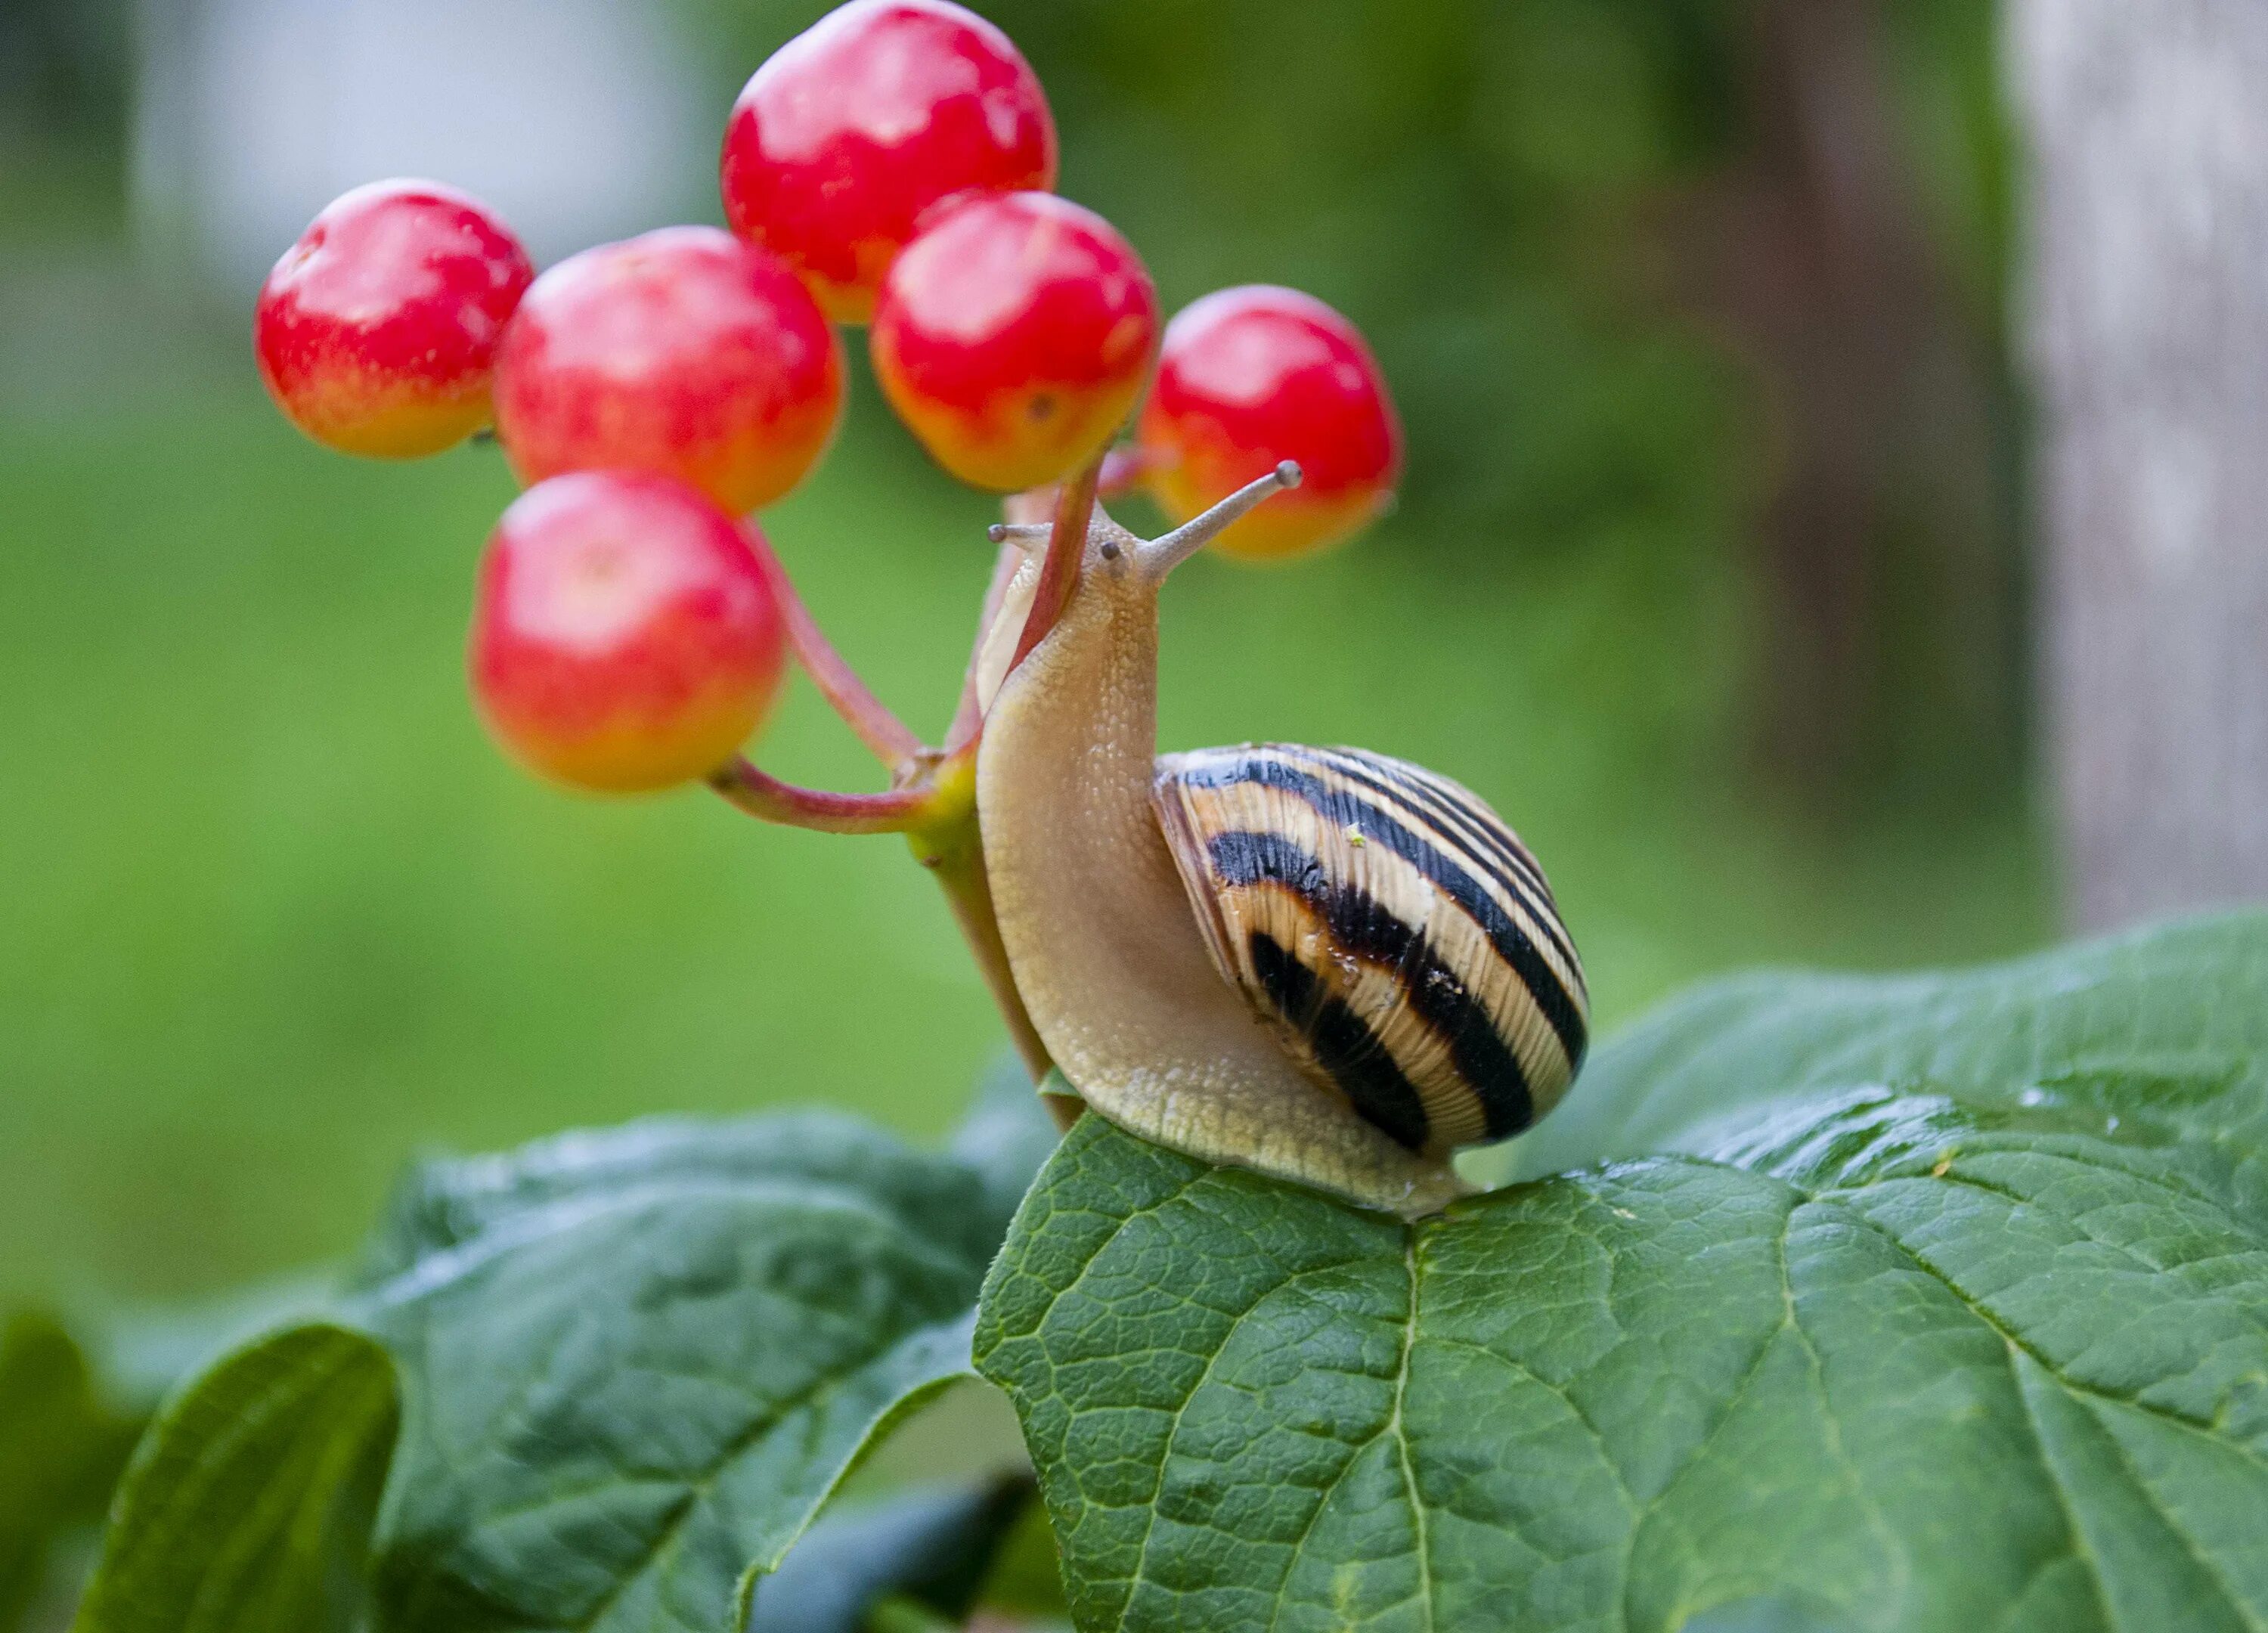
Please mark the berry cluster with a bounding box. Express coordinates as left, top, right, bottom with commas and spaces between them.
253, 0, 1402, 799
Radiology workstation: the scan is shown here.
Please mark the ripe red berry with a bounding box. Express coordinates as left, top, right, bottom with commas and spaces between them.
254, 179, 533, 459
1139, 286, 1404, 561
469, 472, 789, 794
494, 226, 843, 515
870, 192, 1157, 493
720, 0, 1057, 324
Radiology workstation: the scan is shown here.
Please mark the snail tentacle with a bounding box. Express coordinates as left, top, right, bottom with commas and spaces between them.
1136, 462, 1302, 581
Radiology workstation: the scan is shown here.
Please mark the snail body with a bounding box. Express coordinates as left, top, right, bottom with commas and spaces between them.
974, 469, 1585, 1216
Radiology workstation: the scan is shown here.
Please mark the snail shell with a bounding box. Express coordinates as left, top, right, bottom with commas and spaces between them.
1154, 743, 1588, 1160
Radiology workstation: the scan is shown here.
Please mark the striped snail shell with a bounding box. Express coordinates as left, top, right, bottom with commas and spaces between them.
1155, 744, 1587, 1161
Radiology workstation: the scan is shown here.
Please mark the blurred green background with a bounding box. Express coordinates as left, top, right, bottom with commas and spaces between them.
0, 0, 2043, 1308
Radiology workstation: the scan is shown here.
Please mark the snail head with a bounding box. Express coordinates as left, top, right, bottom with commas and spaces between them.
973, 461, 1302, 714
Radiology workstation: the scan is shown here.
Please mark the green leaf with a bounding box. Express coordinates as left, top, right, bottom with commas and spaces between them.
1678, 1597, 1851, 1633
361, 1111, 1014, 1287
977, 915, 2268, 1631
360, 1111, 1030, 1633
76, 1069, 1057, 1633
1504, 910, 2268, 1180
0, 1314, 138, 1629
71, 1323, 398, 1633
1677, 1601, 1848, 1633
3, 1279, 344, 1633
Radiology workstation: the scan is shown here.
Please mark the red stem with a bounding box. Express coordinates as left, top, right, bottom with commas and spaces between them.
708, 758, 934, 834
1010, 454, 1102, 671
745, 533, 925, 770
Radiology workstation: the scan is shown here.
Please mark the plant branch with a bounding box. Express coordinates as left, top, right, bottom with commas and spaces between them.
746, 533, 925, 770
1010, 454, 1103, 671
924, 840, 1055, 1090
714, 492, 1080, 1123
943, 477, 1092, 754
708, 758, 934, 834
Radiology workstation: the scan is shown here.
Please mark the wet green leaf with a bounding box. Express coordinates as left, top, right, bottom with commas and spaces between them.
978, 915, 2268, 1631
79, 1057, 1061, 1633
361, 1112, 1025, 1633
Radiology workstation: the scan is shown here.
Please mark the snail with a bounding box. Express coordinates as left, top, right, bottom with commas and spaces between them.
974, 463, 1587, 1217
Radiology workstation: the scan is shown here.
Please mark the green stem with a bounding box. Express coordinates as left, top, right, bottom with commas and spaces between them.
903, 751, 1063, 1107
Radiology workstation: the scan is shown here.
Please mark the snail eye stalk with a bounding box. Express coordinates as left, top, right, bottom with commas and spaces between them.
1137, 461, 1302, 581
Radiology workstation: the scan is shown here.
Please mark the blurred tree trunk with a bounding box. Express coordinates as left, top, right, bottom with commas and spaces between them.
1681, 0, 2022, 803
2010, 1, 2268, 930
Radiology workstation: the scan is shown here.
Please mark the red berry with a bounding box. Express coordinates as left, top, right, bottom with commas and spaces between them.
469, 472, 789, 794
494, 226, 844, 514
720, 0, 1056, 324
1139, 286, 1403, 561
870, 192, 1157, 493
254, 179, 533, 459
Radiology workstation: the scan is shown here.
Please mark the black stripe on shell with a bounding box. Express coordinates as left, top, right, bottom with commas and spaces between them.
1176, 751, 1590, 1074
1303, 746, 1580, 981
1269, 745, 1575, 983
1246, 933, 1433, 1153
1207, 829, 1536, 1139
1312, 744, 1553, 897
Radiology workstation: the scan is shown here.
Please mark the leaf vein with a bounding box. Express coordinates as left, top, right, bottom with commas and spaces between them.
1831, 1203, 2268, 1633
2000, 1337, 2112, 1633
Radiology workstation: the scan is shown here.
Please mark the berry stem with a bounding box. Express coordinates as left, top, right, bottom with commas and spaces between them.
717, 496, 1078, 1125
746, 532, 925, 770
1009, 451, 1104, 670
708, 757, 934, 833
